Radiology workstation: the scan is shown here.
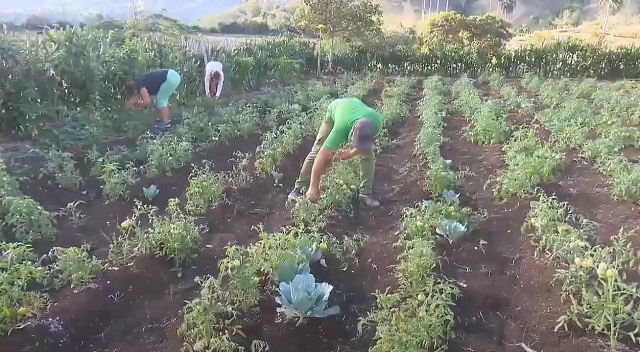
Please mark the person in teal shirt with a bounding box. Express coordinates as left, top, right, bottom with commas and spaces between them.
125, 69, 181, 131
288, 98, 383, 207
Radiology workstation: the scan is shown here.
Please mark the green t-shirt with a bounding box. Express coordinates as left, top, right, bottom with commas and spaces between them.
322, 98, 383, 151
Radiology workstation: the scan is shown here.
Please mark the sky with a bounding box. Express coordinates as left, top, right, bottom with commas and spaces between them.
0, 0, 240, 23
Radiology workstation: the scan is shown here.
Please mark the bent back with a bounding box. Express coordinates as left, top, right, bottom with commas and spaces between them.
136, 69, 171, 96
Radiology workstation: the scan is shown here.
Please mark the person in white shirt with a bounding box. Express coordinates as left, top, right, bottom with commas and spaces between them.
205, 61, 224, 99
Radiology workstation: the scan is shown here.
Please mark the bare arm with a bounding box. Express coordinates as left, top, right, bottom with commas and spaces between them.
336, 147, 360, 161
309, 146, 336, 191
204, 73, 211, 96
215, 75, 224, 98
138, 87, 151, 107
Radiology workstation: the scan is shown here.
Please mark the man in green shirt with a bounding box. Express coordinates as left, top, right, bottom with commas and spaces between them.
287, 98, 383, 208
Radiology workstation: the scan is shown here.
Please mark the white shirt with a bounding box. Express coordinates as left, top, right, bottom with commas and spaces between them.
205, 61, 224, 98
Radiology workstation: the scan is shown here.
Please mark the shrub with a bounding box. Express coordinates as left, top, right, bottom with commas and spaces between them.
418, 12, 512, 53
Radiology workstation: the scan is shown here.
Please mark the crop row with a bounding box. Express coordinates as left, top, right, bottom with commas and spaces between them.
362, 77, 486, 351
415, 76, 460, 196
452, 77, 562, 199
521, 76, 640, 201
468, 74, 640, 348
0, 241, 103, 334
522, 192, 640, 350
179, 76, 417, 351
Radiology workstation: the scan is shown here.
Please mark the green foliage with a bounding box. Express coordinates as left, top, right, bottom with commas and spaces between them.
418, 12, 512, 52
0, 161, 56, 242
524, 193, 640, 350
0, 242, 104, 335
179, 226, 356, 351
119, 199, 206, 274
294, 0, 383, 42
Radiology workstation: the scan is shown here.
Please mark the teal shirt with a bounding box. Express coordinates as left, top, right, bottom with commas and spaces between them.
322, 98, 383, 151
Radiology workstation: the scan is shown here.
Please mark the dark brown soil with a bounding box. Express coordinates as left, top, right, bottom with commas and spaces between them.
2, 79, 639, 352
442, 85, 638, 352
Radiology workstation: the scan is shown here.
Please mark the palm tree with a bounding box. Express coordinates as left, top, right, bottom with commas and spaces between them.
599, 0, 622, 34
499, 0, 516, 18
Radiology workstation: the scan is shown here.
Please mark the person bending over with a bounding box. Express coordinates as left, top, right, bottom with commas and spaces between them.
287, 98, 382, 208
125, 69, 181, 131
205, 60, 224, 99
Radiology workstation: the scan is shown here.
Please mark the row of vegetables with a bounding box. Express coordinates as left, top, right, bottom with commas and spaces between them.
361, 74, 640, 351
453, 76, 563, 199
177, 75, 424, 350
520, 75, 640, 201
523, 193, 640, 350
361, 76, 486, 351
457, 72, 640, 349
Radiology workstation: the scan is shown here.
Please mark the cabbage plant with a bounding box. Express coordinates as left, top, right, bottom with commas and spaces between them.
436, 219, 467, 242
275, 255, 310, 283
442, 189, 460, 204
298, 238, 323, 263
275, 273, 340, 325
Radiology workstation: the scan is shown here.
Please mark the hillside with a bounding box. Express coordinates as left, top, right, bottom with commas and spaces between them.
0, 0, 638, 29
197, 0, 640, 29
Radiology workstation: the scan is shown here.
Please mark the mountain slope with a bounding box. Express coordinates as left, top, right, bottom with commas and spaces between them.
0, 0, 637, 26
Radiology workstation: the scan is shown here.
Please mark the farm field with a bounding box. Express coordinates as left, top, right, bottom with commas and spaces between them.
1, 71, 639, 352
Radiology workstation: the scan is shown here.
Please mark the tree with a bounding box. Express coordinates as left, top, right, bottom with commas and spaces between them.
294, 0, 382, 42
418, 12, 512, 53
294, 0, 382, 73
599, 0, 622, 34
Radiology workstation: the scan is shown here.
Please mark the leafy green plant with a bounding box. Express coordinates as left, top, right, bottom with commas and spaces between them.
143, 184, 159, 201
132, 198, 206, 274
95, 160, 139, 200
177, 276, 245, 352
49, 246, 104, 289
227, 151, 253, 189
0, 242, 50, 335
42, 149, 82, 189
275, 256, 311, 284
275, 273, 340, 325
185, 163, 227, 215
1, 197, 57, 242
435, 219, 467, 242
144, 134, 192, 176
